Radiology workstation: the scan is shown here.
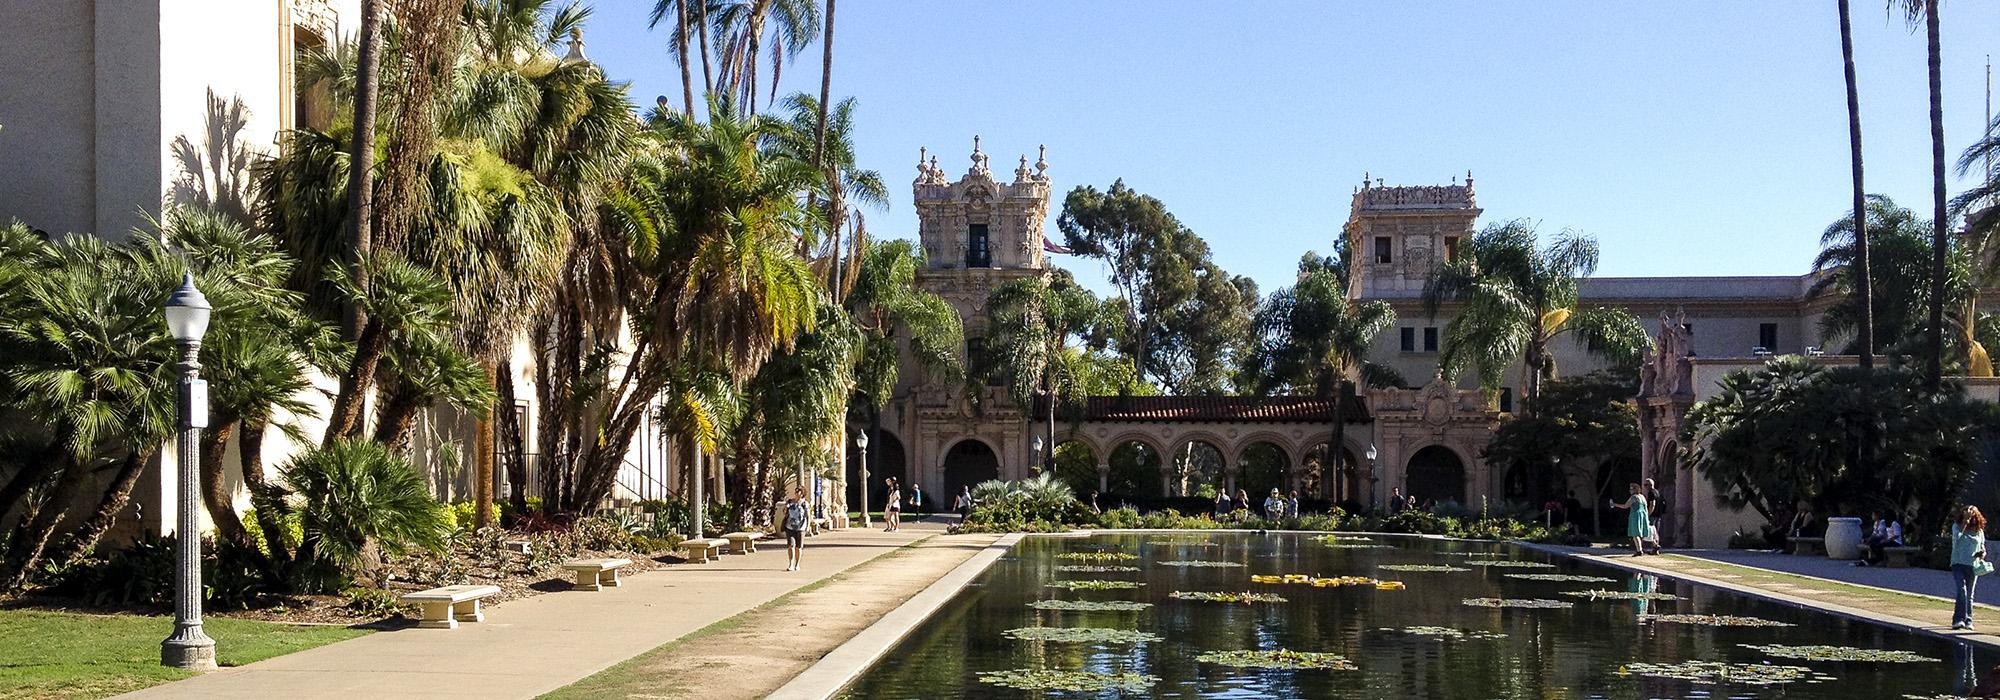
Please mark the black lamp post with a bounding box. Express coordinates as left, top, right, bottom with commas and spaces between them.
161, 273, 215, 671
855, 432, 870, 528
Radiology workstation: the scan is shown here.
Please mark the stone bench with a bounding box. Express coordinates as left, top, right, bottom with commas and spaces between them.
811, 517, 829, 535
678, 537, 728, 563
721, 531, 764, 554
562, 557, 633, 591
400, 584, 501, 630
1789, 537, 1825, 556
1882, 545, 1921, 568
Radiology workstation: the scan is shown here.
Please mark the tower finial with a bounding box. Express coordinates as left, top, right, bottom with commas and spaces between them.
1035, 144, 1048, 178
1014, 155, 1032, 183
969, 135, 988, 175
1363, 171, 1370, 188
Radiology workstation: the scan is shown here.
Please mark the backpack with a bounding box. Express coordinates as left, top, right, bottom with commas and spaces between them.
785, 502, 808, 530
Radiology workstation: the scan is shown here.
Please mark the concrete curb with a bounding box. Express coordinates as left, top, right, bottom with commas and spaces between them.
766, 533, 1024, 700
1523, 542, 2000, 651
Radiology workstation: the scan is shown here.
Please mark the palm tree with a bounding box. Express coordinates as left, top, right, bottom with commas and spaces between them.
1244, 248, 1397, 500
813, 0, 835, 166
1813, 194, 1974, 359
1891, 0, 1949, 389
342, 0, 386, 342
648, 0, 701, 114
843, 239, 963, 492
279, 439, 449, 589
709, 0, 820, 116
1949, 115, 2000, 376
986, 269, 1119, 458
1422, 219, 1651, 412
1836, 0, 1876, 370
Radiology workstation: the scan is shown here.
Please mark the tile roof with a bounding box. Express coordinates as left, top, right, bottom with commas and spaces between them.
1080, 395, 1370, 423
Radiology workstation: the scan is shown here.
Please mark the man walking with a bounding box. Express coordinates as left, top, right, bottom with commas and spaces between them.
1643, 478, 1664, 554
783, 490, 810, 572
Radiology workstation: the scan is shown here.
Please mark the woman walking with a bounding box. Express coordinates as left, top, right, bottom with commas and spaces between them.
1952, 505, 1988, 630
783, 490, 810, 572
883, 477, 903, 532
1609, 482, 1652, 557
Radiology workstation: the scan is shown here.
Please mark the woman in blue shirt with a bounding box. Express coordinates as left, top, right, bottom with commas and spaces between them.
1951, 506, 1987, 630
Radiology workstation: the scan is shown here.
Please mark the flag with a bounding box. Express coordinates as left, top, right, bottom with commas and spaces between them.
1043, 237, 1072, 255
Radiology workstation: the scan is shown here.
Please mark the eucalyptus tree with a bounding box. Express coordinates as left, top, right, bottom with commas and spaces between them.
1422, 219, 1650, 412
709, 0, 821, 115
1243, 248, 1397, 497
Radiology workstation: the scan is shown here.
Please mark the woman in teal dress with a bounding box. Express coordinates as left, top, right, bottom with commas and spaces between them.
1610, 482, 1651, 557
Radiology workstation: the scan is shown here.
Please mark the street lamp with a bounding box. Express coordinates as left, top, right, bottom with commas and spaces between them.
1031, 435, 1044, 475
855, 432, 870, 529
161, 273, 215, 671
1365, 444, 1379, 511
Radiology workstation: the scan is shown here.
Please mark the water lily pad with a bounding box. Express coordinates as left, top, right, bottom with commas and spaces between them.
1196, 649, 1356, 670
1637, 613, 1794, 628
1504, 573, 1617, 583
1054, 565, 1141, 573
1619, 660, 1832, 686
1465, 560, 1558, 569
1002, 626, 1164, 644
1168, 591, 1288, 604
1322, 543, 1397, 550
1558, 589, 1685, 601
1377, 626, 1507, 640
1156, 560, 1246, 568
1740, 644, 1939, 663
1311, 534, 1377, 543
1461, 597, 1573, 609
1380, 564, 1471, 573
976, 669, 1159, 692
1045, 579, 1143, 591
1027, 599, 1153, 612
1055, 551, 1138, 561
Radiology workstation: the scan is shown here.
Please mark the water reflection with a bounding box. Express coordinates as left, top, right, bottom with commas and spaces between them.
838, 532, 1988, 699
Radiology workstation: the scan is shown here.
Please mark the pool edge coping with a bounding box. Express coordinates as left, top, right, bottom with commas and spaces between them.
1523, 542, 2000, 651
766, 533, 1025, 700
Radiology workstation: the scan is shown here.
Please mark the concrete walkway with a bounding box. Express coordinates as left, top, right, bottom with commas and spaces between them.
118, 521, 948, 699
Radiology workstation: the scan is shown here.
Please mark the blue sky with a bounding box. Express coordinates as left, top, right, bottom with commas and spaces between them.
584, 1, 2000, 294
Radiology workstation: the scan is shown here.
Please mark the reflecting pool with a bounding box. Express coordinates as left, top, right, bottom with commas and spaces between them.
837, 532, 1991, 699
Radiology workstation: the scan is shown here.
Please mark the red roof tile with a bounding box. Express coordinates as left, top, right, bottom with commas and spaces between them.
1080, 395, 1370, 423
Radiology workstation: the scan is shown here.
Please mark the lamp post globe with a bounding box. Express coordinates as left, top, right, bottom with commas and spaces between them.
855, 432, 870, 528
1031, 435, 1044, 475
161, 273, 216, 671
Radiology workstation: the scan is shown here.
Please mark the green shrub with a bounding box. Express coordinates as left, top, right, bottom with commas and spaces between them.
576, 515, 632, 551
240, 508, 304, 557
444, 501, 500, 532
343, 587, 404, 618
1096, 507, 1143, 529
280, 439, 450, 590
45, 536, 272, 609
1373, 510, 1459, 535
1138, 510, 1223, 530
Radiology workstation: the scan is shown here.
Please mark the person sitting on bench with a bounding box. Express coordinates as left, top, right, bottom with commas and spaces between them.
1856, 510, 1904, 567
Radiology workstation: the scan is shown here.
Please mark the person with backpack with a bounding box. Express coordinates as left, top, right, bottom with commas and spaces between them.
783, 490, 810, 572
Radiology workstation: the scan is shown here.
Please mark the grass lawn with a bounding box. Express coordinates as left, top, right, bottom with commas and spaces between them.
0, 610, 369, 700
1653, 554, 1978, 620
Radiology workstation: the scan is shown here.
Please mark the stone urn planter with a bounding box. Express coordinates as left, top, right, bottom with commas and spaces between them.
1825, 516, 1864, 560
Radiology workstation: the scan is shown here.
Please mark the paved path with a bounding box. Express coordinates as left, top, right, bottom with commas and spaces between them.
1530, 544, 2000, 650
118, 521, 949, 700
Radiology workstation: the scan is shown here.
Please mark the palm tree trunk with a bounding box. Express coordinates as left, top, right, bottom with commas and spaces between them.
1924, 0, 1947, 390
3, 453, 89, 589
813, 0, 835, 165
1838, 0, 1875, 370
326, 318, 388, 443
497, 358, 529, 515
678, 0, 696, 115
697, 0, 714, 101
45, 447, 156, 575
239, 417, 292, 563
0, 429, 72, 528
1328, 378, 1346, 502
473, 362, 497, 530
370, 381, 426, 453
343, 0, 384, 343
199, 419, 251, 549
